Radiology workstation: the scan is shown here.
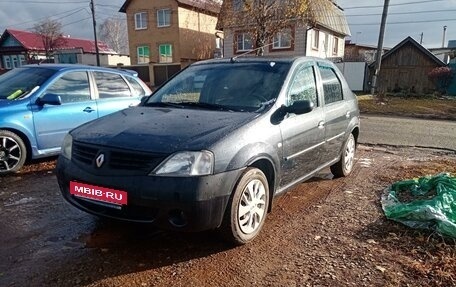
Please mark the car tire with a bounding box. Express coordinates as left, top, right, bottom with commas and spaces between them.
330, 133, 356, 178
220, 167, 269, 245
0, 130, 27, 175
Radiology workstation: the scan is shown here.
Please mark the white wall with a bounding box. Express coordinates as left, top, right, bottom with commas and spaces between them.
335, 62, 367, 91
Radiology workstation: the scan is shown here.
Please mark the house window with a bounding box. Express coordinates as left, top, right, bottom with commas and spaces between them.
11, 56, 18, 68
312, 30, 319, 50
273, 28, 292, 50
157, 9, 171, 27
137, 46, 150, 64
159, 44, 172, 63
236, 33, 253, 52
3, 56, 11, 69
135, 12, 148, 30
19, 55, 26, 66
333, 37, 339, 55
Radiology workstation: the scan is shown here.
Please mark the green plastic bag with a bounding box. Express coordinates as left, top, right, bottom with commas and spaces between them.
381, 173, 456, 238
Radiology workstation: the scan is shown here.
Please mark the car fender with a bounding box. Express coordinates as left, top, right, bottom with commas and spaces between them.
224, 142, 281, 192
0, 121, 37, 156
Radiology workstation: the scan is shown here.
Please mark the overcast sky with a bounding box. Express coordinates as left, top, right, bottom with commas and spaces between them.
0, 0, 455, 49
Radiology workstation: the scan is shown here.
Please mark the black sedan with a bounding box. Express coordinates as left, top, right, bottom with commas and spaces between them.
56, 57, 360, 245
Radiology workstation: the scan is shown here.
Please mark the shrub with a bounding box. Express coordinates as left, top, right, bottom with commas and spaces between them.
428, 67, 454, 92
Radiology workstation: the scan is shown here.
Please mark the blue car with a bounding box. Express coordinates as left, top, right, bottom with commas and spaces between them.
0, 64, 151, 174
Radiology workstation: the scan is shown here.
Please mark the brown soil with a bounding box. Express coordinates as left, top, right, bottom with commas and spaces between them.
1, 147, 456, 287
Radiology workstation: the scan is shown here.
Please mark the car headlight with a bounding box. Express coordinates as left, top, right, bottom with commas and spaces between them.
61, 133, 73, 160
151, 151, 214, 176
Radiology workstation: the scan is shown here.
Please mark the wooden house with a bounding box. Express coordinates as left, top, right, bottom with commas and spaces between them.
369, 36, 445, 94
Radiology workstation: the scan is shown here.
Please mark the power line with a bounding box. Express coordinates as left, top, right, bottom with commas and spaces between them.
349, 18, 456, 25
346, 9, 456, 17
344, 0, 445, 10
7, 6, 86, 27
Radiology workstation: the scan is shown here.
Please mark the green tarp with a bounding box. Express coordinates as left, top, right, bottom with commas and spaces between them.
381, 173, 456, 238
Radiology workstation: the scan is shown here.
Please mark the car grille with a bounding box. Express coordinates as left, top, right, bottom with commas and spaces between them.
72, 141, 166, 174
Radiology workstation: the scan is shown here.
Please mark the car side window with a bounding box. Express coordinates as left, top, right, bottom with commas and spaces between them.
45, 71, 91, 104
93, 72, 132, 99
318, 66, 343, 105
288, 65, 318, 107
125, 76, 146, 97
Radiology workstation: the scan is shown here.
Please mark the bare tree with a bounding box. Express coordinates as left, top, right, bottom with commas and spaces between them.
99, 17, 128, 54
218, 0, 332, 56
33, 19, 65, 59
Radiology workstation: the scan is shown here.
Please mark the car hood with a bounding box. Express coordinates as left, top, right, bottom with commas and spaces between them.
72, 106, 259, 154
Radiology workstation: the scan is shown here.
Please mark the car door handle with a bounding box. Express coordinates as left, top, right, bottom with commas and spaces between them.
83, 107, 95, 113
345, 111, 351, 119
318, 121, 325, 129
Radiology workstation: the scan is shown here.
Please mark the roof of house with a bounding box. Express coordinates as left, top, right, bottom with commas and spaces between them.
310, 2, 351, 36
345, 41, 390, 51
119, 0, 221, 14
369, 36, 446, 67
1, 29, 116, 54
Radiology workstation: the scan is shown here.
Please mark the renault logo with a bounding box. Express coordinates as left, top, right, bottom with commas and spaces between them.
96, 153, 105, 168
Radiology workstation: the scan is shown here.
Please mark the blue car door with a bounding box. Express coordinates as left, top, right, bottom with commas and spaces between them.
92, 71, 141, 117
32, 71, 97, 151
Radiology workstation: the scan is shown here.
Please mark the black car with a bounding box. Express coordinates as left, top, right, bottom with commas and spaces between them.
56, 57, 360, 244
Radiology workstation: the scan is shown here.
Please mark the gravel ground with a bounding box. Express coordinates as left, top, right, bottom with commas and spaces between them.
1, 146, 455, 286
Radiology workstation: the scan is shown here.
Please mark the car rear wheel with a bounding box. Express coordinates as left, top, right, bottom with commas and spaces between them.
330, 133, 356, 178
220, 167, 269, 245
0, 130, 27, 175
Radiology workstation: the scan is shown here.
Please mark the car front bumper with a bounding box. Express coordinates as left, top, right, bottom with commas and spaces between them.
56, 157, 244, 232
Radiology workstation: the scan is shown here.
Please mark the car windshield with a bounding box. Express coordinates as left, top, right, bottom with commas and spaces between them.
146, 62, 291, 112
0, 67, 56, 100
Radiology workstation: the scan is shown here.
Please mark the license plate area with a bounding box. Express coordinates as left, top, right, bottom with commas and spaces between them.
70, 181, 128, 206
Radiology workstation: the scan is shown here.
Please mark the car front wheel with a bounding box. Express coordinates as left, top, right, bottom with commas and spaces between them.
330, 133, 356, 178
221, 167, 269, 245
0, 130, 27, 175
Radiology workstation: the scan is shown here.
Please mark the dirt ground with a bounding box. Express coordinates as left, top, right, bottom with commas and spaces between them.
1, 146, 456, 287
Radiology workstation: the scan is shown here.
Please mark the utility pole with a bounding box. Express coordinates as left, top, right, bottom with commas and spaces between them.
442, 25, 447, 48
90, 0, 100, 66
420, 32, 423, 45
371, 0, 390, 95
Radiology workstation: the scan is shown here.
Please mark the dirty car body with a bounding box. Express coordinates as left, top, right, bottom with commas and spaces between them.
56, 57, 360, 244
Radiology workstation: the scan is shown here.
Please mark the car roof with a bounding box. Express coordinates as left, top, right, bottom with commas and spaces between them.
20, 64, 137, 76
193, 56, 329, 66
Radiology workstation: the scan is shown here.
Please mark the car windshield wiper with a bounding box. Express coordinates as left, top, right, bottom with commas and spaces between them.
143, 101, 184, 108
255, 99, 276, 112
177, 101, 237, 111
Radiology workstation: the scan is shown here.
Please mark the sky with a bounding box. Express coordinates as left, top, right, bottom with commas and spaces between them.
0, 0, 456, 49
337, 0, 456, 48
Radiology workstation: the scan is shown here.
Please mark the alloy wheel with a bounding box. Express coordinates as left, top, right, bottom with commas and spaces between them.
0, 136, 22, 172
344, 136, 356, 173
237, 179, 267, 234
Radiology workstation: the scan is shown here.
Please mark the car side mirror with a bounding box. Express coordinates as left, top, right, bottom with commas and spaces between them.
271, 100, 315, 125
37, 94, 62, 106
285, 100, 314, 115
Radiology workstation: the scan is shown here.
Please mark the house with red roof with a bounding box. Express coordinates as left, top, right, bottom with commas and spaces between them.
0, 29, 130, 69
